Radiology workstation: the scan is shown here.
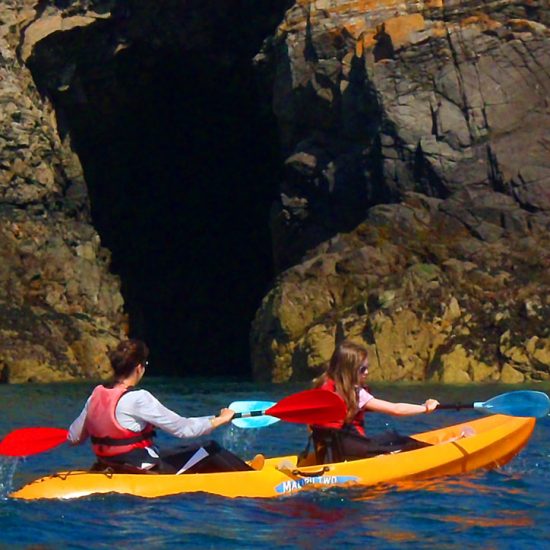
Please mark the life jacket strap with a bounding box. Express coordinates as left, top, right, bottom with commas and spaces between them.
91, 429, 156, 446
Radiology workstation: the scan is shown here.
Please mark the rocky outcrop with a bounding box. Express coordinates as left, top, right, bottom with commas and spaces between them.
252, 191, 550, 382
0, 3, 125, 382
1, 0, 549, 384
251, 0, 550, 382
0, 0, 289, 383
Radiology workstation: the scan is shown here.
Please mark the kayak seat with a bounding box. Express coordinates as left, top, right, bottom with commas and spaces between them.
301, 427, 432, 465
311, 428, 345, 464
296, 428, 345, 466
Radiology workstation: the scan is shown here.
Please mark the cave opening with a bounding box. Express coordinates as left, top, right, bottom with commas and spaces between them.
54, 45, 281, 378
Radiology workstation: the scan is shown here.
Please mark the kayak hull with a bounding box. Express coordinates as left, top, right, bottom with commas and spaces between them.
10, 415, 535, 500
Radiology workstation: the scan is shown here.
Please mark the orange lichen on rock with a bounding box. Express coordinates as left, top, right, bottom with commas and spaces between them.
295, 0, 400, 9
460, 13, 502, 31
339, 0, 401, 12
431, 23, 448, 39
342, 19, 371, 39
381, 13, 425, 49
424, 0, 443, 8
508, 18, 548, 33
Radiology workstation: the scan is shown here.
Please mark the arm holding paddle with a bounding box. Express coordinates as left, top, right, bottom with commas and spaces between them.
66, 398, 89, 445
210, 408, 235, 429
315, 340, 441, 425
67, 395, 235, 446
364, 397, 440, 416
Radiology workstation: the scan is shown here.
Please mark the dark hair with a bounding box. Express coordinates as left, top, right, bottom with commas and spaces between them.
108, 339, 149, 380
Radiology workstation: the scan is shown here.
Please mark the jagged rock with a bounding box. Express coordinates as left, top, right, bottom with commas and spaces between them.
500, 363, 525, 383
433, 345, 473, 384
252, 187, 550, 381
0, 2, 126, 382
1, 0, 550, 384
250, 0, 550, 382
430, 344, 498, 383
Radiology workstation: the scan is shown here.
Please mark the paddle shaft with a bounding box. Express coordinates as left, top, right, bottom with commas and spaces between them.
233, 410, 266, 419
437, 403, 475, 411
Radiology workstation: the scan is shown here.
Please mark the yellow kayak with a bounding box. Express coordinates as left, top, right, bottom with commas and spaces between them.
11, 414, 535, 500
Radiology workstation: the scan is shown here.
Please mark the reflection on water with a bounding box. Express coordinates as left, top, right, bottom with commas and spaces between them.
258, 497, 347, 523
439, 512, 533, 528
349, 472, 527, 498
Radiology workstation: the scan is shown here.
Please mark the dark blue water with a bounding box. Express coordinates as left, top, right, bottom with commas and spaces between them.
1, 380, 549, 549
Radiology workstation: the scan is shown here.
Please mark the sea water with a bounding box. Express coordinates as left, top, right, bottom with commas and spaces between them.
1, 379, 549, 549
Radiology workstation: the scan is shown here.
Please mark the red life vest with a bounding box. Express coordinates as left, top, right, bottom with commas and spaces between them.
85, 384, 155, 457
314, 378, 366, 436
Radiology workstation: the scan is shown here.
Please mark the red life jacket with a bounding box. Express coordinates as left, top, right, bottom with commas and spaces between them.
85, 384, 155, 457
314, 378, 366, 436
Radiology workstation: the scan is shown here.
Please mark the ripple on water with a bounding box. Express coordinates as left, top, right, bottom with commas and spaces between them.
1, 382, 550, 548
0, 457, 18, 500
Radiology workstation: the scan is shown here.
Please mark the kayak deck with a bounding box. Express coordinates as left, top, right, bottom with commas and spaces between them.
10, 414, 536, 500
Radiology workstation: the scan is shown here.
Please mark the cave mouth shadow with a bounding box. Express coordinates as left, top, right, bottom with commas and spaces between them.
56, 45, 280, 377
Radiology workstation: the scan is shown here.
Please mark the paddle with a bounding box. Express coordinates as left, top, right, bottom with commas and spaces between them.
229, 400, 278, 428
0, 390, 346, 455
231, 389, 347, 429
0, 427, 68, 457
4, 390, 543, 456
232, 390, 550, 428
437, 390, 550, 418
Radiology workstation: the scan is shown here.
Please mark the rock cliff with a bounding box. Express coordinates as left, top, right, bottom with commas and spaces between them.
0, 0, 549, 383
250, 0, 550, 382
0, 0, 286, 382
0, 1, 126, 382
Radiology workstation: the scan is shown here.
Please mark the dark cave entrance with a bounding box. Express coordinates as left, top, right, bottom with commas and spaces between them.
56, 46, 280, 378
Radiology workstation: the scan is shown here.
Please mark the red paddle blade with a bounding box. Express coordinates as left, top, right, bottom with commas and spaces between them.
0, 427, 68, 457
265, 389, 346, 424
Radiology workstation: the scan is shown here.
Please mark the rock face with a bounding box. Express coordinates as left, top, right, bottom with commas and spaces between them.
1, 0, 549, 384
250, 0, 550, 382
0, 0, 288, 383
0, 2, 125, 382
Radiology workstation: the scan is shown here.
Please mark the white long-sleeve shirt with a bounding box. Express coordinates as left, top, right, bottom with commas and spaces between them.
68, 388, 214, 444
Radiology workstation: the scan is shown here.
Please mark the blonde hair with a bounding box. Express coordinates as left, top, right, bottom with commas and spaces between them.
314, 340, 368, 422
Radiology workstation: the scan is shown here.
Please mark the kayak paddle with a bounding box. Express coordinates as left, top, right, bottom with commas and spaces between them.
0, 427, 69, 457
437, 390, 550, 418
231, 389, 347, 428
0, 390, 346, 454
229, 400, 278, 428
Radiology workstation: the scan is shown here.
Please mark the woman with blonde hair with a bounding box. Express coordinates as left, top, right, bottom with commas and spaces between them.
309, 340, 439, 463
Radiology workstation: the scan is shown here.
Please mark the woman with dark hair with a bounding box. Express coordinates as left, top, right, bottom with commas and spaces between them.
307, 340, 439, 464
68, 339, 255, 474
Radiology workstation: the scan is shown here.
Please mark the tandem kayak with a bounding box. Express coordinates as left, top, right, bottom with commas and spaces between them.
10, 414, 535, 500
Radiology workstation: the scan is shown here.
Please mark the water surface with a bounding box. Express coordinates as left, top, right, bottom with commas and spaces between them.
1, 380, 549, 549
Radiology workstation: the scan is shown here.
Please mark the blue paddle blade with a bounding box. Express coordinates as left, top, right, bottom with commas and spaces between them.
232, 416, 280, 428
474, 390, 550, 418
229, 401, 279, 429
